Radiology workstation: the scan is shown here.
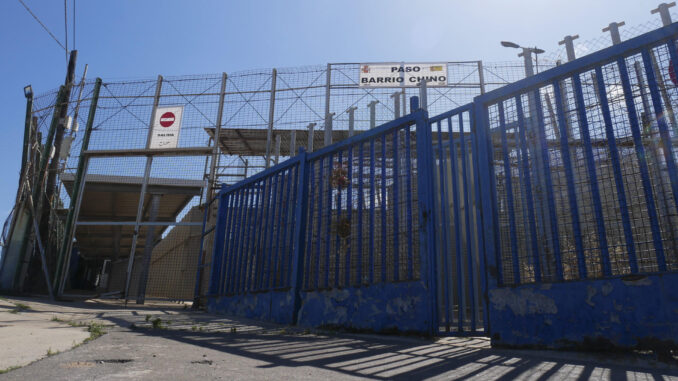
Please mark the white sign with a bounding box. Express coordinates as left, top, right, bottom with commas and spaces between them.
149, 106, 183, 149
359, 63, 448, 87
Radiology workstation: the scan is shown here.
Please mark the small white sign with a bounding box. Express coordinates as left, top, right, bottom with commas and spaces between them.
359, 63, 448, 87
149, 106, 183, 149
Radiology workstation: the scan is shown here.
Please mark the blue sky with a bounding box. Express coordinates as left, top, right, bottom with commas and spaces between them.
0, 0, 664, 222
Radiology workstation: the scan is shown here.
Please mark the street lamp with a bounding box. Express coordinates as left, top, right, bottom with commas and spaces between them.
24, 85, 33, 99
500, 41, 545, 77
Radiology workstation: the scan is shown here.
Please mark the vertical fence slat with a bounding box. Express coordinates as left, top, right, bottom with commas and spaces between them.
447, 116, 464, 331
315, 158, 324, 290
594, 66, 638, 273
498, 102, 521, 284
572, 73, 612, 277
617, 57, 666, 270
346, 148, 354, 286
381, 134, 388, 283
436, 120, 452, 331
335, 151, 343, 287
459, 112, 476, 330
370, 140, 376, 284
393, 130, 400, 282
405, 126, 414, 280
305, 162, 316, 289
325, 154, 333, 288
358, 143, 364, 286
515, 95, 542, 282
533, 88, 564, 281
552, 80, 587, 279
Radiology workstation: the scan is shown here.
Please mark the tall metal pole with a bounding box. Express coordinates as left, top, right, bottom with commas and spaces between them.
418, 80, 428, 112
401, 89, 406, 116
347, 106, 357, 136
136, 193, 160, 304
290, 130, 297, 156
652, 2, 676, 26
324, 63, 332, 146
208, 73, 227, 200
54, 78, 103, 294
391, 92, 400, 119
41, 51, 78, 268
307, 123, 316, 152
274, 134, 281, 166
265, 69, 277, 168
477, 61, 486, 95
124, 75, 163, 304
368, 101, 378, 129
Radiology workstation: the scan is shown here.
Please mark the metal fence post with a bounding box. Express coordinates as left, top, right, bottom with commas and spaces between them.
265, 69, 277, 168
477, 61, 486, 94
274, 134, 281, 165
290, 148, 309, 324
55, 78, 103, 295
368, 101, 378, 129
307, 123, 315, 152
413, 105, 437, 335
123, 75, 163, 304
290, 130, 296, 156
418, 81, 428, 112
391, 92, 401, 118
324, 63, 332, 146
347, 106, 357, 137
208, 73, 228, 199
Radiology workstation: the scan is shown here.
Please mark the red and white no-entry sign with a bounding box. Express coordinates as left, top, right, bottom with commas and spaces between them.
159, 112, 176, 127
149, 106, 183, 149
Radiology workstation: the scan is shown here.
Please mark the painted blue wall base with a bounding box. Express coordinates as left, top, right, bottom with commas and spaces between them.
208, 290, 295, 325
488, 272, 678, 350
297, 281, 430, 334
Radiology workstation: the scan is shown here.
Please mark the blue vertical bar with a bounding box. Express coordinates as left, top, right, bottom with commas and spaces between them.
215, 192, 233, 295
233, 187, 251, 293
533, 88, 564, 280
414, 109, 438, 336
369, 139, 376, 284
393, 130, 400, 281
436, 119, 452, 332
208, 190, 228, 296
515, 95, 543, 282
249, 181, 265, 290
288, 165, 300, 286
381, 133, 387, 283
498, 102, 521, 284
274, 169, 290, 287
644, 49, 678, 271
290, 150, 309, 324
468, 108, 488, 333
346, 147, 353, 287
324, 154, 333, 288
314, 158, 324, 290
238, 187, 255, 293
282, 166, 296, 286
405, 125, 414, 280
572, 73, 612, 276
194, 194, 212, 302
459, 112, 476, 330
447, 116, 464, 332
221, 189, 236, 294
268, 172, 282, 289
357, 143, 364, 285
304, 161, 316, 289
227, 188, 244, 294
552, 80, 587, 279
473, 100, 499, 334
617, 57, 666, 270
263, 174, 278, 290
255, 178, 271, 291
258, 176, 273, 290
335, 151, 343, 287
594, 66, 638, 273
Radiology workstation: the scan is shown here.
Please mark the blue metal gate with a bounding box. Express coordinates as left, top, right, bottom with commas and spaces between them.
205, 22, 678, 347
476, 22, 678, 349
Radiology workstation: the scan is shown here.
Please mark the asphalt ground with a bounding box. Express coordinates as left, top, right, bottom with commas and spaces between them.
1, 296, 677, 380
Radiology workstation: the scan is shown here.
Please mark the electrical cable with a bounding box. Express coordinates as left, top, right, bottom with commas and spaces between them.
17, 0, 67, 53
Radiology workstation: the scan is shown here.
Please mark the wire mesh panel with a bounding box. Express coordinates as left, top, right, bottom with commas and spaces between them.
484, 28, 678, 287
